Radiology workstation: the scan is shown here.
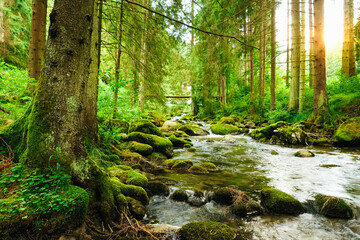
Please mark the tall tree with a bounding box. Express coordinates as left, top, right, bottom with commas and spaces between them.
289, 0, 300, 110
270, 0, 276, 111
342, 0, 356, 77
299, 0, 305, 112
286, 0, 290, 85
313, 0, 328, 117
259, 0, 266, 108
28, 0, 47, 83
309, 0, 315, 87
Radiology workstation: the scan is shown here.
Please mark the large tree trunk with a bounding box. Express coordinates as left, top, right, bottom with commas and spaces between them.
270, 0, 276, 111
0, 0, 11, 59
313, 0, 328, 117
28, 0, 47, 83
342, 0, 356, 77
289, 0, 300, 110
309, 0, 315, 87
2, 0, 99, 174
299, 0, 305, 112
259, 0, 266, 110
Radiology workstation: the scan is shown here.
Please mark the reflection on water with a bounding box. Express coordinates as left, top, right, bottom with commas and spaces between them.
146, 132, 360, 239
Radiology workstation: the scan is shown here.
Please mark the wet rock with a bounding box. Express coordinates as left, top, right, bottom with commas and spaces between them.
199, 162, 217, 171
128, 141, 153, 156
179, 124, 209, 136
260, 188, 305, 215
178, 222, 236, 240
276, 126, 308, 145
189, 165, 208, 174
212, 187, 233, 205
126, 197, 146, 220
129, 120, 164, 137
231, 199, 264, 217
184, 143, 192, 148
147, 181, 170, 196
161, 120, 179, 132
271, 150, 279, 155
171, 189, 189, 202
245, 122, 256, 128
315, 194, 353, 219
188, 197, 206, 207
218, 117, 236, 125
163, 159, 193, 170
333, 117, 360, 146
294, 150, 315, 158
250, 121, 287, 141
168, 135, 189, 148
210, 124, 240, 135
347, 221, 360, 235
223, 134, 236, 143
147, 152, 167, 162
187, 147, 196, 152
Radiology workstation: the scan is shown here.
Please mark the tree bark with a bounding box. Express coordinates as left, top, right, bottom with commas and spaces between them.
342, 0, 356, 77
309, 0, 315, 87
289, 0, 300, 110
313, 0, 328, 117
299, 0, 305, 112
28, 0, 47, 84
259, 0, 266, 110
286, 0, 290, 85
138, 0, 148, 112
270, 0, 276, 111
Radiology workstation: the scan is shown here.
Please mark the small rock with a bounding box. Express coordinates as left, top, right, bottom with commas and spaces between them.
271, 150, 279, 155
187, 147, 196, 152
161, 120, 179, 132
315, 194, 353, 219
224, 135, 236, 143
245, 122, 256, 128
178, 222, 236, 240
294, 150, 315, 158
171, 189, 188, 202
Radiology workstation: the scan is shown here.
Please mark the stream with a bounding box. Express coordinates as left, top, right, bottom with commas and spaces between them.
146, 122, 360, 239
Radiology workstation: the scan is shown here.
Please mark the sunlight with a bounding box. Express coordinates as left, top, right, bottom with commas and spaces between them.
324, 0, 343, 48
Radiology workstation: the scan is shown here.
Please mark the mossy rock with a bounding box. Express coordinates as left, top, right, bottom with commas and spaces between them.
231, 199, 264, 217
128, 141, 153, 156
114, 148, 146, 163
333, 117, 360, 146
218, 117, 236, 125
200, 162, 217, 171
276, 125, 308, 145
109, 177, 149, 206
178, 222, 236, 240
129, 120, 164, 137
184, 143, 192, 148
187, 147, 196, 152
250, 121, 287, 141
315, 194, 353, 219
172, 160, 193, 170
103, 154, 122, 164
127, 170, 149, 188
212, 187, 233, 205
127, 132, 173, 158
210, 124, 240, 135
179, 124, 209, 136
271, 150, 279, 155
102, 119, 129, 133
146, 111, 166, 127
161, 120, 179, 132
126, 197, 146, 220
189, 165, 208, 174
294, 150, 315, 158
147, 181, 170, 196
171, 189, 189, 202
260, 188, 305, 215
168, 135, 188, 148
147, 152, 168, 162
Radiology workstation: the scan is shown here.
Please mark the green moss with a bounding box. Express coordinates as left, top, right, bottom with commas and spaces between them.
103, 154, 122, 164
333, 117, 360, 146
163, 159, 178, 168
212, 188, 233, 205
315, 194, 353, 219
147, 152, 167, 162
187, 147, 196, 152
271, 150, 279, 155
172, 160, 193, 170
127, 132, 173, 158
128, 141, 153, 156
294, 150, 315, 157
146, 181, 170, 196
179, 124, 209, 136
210, 124, 240, 135
168, 135, 188, 147
171, 189, 188, 202
102, 119, 129, 133
218, 117, 236, 125
250, 121, 287, 141
127, 170, 148, 188
129, 120, 164, 137
109, 177, 149, 205
184, 143, 192, 148
126, 197, 146, 220
146, 111, 166, 127
200, 162, 217, 171
231, 199, 264, 217
260, 188, 305, 215
189, 165, 208, 174
179, 222, 236, 240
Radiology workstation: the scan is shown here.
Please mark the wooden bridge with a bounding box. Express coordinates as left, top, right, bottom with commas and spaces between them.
165, 96, 191, 99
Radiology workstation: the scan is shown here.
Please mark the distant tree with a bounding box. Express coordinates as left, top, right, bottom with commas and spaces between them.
313, 0, 328, 118
299, 0, 305, 112
342, 0, 356, 77
309, 0, 315, 87
270, 0, 276, 111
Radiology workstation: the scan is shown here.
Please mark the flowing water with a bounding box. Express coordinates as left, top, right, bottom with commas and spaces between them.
146, 123, 360, 239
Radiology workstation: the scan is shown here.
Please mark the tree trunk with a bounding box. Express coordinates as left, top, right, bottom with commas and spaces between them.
289, 0, 300, 110
309, 0, 315, 87
286, 0, 290, 85
28, 0, 47, 86
299, 0, 305, 112
138, 0, 148, 112
97, 0, 103, 70
313, 0, 328, 117
113, 0, 124, 119
270, 0, 276, 111
259, 0, 266, 109
342, 0, 357, 77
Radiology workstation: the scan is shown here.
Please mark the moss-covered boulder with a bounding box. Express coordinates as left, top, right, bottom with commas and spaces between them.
294, 150, 315, 158
102, 119, 129, 133
128, 141, 153, 156
147, 152, 168, 162
147, 181, 170, 196
260, 188, 305, 215
146, 111, 166, 127
218, 117, 236, 125
210, 124, 240, 135
315, 194, 353, 219
171, 189, 189, 202
200, 162, 217, 171
333, 117, 360, 146
179, 124, 209, 136
127, 169, 149, 188
212, 187, 233, 205
275, 125, 308, 145
163, 159, 193, 170
161, 120, 179, 132
178, 222, 236, 240
168, 135, 188, 148
126, 132, 173, 158
231, 199, 264, 217
126, 197, 146, 220
250, 121, 287, 141
129, 120, 164, 137
108, 165, 148, 188
189, 165, 208, 174
187, 147, 196, 152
